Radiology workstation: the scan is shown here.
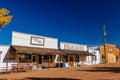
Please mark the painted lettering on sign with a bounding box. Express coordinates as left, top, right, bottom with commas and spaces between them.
30, 36, 44, 46
64, 44, 86, 51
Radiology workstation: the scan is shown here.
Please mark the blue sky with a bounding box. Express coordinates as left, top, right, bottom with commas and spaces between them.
0, 0, 120, 46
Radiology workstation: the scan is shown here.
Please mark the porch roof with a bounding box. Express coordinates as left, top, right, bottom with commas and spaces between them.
10, 46, 95, 56
10, 45, 63, 55
60, 49, 95, 56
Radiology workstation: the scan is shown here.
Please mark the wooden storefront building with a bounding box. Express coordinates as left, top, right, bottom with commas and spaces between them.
0, 31, 94, 72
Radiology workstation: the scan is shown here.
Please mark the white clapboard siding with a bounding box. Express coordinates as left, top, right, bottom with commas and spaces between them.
11, 31, 58, 49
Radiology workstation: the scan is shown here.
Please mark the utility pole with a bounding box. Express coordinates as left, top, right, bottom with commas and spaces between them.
103, 25, 107, 64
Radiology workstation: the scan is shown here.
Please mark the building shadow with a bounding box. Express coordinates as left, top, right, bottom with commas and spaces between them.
26, 77, 80, 80
77, 66, 120, 73
0, 77, 81, 80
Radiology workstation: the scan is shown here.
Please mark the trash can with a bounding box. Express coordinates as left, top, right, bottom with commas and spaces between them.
64, 62, 68, 67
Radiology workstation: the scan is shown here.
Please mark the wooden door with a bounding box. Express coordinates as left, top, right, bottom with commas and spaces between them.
32, 55, 38, 63
108, 54, 115, 62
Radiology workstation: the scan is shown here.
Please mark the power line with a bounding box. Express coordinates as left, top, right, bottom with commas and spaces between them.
14, 19, 60, 33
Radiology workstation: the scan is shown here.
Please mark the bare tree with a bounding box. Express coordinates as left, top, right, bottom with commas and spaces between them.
0, 8, 13, 28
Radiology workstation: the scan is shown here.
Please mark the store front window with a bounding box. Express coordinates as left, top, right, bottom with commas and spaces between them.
19, 54, 31, 63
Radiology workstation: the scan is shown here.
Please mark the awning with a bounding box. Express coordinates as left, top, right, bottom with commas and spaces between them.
60, 49, 95, 56
10, 45, 63, 55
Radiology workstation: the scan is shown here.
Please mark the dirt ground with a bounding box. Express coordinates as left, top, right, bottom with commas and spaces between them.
0, 64, 120, 80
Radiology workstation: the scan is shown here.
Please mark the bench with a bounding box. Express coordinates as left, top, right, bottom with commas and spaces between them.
42, 62, 56, 68
12, 63, 32, 72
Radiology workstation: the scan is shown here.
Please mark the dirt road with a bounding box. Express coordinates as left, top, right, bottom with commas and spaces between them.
0, 64, 120, 80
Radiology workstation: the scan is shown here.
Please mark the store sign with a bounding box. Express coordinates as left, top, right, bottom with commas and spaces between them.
30, 36, 44, 46
64, 44, 86, 51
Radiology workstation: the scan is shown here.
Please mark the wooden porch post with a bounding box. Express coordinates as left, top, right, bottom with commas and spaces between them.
73, 55, 76, 67
41, 54, 43, 64
31, 54, 32, 63
92, 56, 93, 65
36, 55, 39, 67
79, 54, 81, 66
61, 54, 64, 67
67, 55, 69, 67
17, 53, 19, 71
88, 56, 89, 65
48, 54, 50, 68
30, 54, 33, 71
81, 55, 84, 66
